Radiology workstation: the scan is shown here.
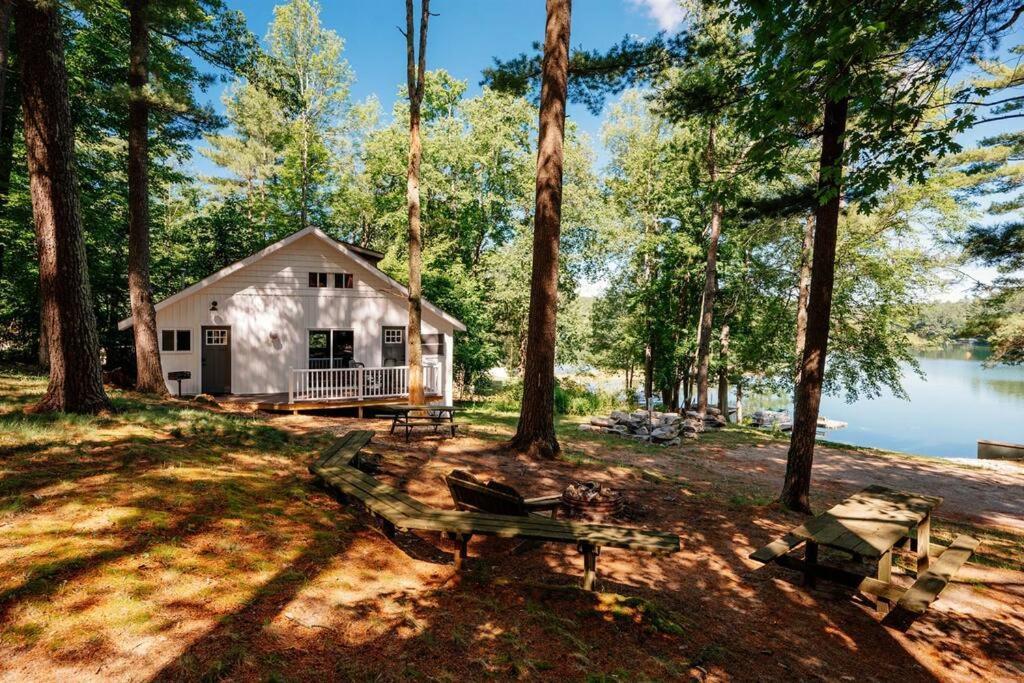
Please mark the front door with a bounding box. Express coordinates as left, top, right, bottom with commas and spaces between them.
201, 326, 231, 394
381, 326, 406, 367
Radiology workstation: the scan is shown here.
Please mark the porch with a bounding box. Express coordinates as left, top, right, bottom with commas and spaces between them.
218, 364, 443, 414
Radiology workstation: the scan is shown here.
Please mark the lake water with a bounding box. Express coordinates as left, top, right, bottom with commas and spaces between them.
748, 345, 1024, 459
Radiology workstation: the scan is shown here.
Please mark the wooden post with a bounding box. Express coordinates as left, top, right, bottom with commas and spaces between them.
580, 543, 598, 591
802, 541, 818, 587
452, 533, 470, 570
288, 369, 295, 404
876, 548, 892, 613
358, 366, 365, 400
916, 513, 931, 575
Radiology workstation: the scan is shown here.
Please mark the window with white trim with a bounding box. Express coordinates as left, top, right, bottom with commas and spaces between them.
384, 328, 404, 345
161, 329, 192, 352
334, 273, 354, 289
205, 329, 228, 346
308, 272, 328, 287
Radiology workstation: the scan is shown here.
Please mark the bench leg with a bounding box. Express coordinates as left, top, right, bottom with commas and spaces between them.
916, 513, 931, 575
803, 541, 818, 588
452, 533, 471, 570
580, 543, 598, 591
380, 517, 396, 539
875, 548, 893, 614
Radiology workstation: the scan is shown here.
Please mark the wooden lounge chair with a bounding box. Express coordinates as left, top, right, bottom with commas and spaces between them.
309, 432, 680, 590
444, 469, 563, 518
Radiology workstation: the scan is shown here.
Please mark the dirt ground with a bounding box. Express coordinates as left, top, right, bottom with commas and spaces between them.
1, 387, 1022, 682
250, 410, 1024, 682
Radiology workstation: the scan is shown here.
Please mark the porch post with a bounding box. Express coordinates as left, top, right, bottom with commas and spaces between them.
358, 366, 365, 400
288, 369, 295, 404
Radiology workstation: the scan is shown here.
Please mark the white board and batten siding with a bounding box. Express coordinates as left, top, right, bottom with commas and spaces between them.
123, 229, 462, 403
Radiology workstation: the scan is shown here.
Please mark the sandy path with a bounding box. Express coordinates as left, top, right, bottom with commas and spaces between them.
702, 440, 1024, 531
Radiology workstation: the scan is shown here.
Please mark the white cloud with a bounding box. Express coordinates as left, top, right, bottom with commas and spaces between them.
629, 0, 686, 31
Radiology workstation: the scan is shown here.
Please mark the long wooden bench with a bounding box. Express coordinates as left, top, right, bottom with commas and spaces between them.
309, 432, 680, 590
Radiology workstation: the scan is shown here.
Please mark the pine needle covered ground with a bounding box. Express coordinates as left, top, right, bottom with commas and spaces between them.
1, 368, 1022, 681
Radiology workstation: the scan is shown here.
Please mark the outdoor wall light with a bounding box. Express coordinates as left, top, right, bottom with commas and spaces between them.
209, 300, 218, 311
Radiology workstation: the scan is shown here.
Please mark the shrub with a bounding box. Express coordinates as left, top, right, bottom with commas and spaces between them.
483, 376, 623, 416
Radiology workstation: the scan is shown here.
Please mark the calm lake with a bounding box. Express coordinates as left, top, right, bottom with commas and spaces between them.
754, 345, 1024, 459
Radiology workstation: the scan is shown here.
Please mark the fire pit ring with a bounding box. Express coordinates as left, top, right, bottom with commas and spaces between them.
561, 481, 625, 517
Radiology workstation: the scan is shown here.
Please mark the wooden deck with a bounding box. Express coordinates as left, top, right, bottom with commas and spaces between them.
215, 392, 443, 414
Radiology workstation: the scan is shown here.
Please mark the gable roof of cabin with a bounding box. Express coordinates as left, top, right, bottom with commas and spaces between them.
117, 226, 466, 332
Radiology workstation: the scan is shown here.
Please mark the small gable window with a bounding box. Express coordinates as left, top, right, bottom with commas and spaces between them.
334, 273, 354, 289
161, 329, 191, 352
308, 272, 328, 288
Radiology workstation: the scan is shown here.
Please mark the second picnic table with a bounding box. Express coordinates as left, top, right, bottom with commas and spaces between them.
750, 485, 979, 629
386, 404, 458, 441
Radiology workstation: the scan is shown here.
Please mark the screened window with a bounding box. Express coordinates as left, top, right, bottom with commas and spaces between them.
334, 273, 354, 289
308, 329, 355, 369
308, 272, 328, 288
161, 329, 191, 352
384, 328, 404, 345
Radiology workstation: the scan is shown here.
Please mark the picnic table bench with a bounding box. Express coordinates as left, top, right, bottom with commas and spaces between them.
750, 485, 979, 630
386, 404, 460, 441
310, 431, 680, 590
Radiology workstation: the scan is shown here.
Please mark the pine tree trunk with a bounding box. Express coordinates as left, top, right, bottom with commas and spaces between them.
696, 122, 722, 418
718, 322, 729, 420
794, 212, 814, 389
404, 0, 429, 406
16, 0, 110, 413
127, 0, 166, 396
0, 0, 12, 280
300, 131, 308, 229
0, 1, 12, 186
643, 335, 654, 407
509, 0, 571, 459
781, 96, 849, 513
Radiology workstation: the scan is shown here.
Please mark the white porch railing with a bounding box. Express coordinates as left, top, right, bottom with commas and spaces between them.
288, 364, 441, 403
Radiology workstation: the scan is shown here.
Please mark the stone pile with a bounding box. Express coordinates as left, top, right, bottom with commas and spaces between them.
684, 406, 729, 431
578, 409, 707, 446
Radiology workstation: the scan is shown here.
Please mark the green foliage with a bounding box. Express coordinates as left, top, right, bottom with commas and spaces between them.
487, 377, 620, 416
0, 0, 257, 361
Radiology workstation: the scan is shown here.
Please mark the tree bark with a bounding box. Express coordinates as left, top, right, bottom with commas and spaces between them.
643, 333, 654, 408
0, 2, 13, 287
781, 96, 849, 513
509, 0, 571, 459
16, 0, 110, 413
404, 0, 429, 406
127, 0, 167, 396
718, 322, 729, 420
695, 122, 722, 419
794, 212, 814, 388
0, 1, 12, 188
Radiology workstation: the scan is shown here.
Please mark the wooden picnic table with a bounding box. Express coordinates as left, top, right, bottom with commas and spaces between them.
750, 485, 979, 629
387, 404, 459, 441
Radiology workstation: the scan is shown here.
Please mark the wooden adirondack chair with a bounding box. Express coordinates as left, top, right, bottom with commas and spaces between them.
444, 469, 562, 518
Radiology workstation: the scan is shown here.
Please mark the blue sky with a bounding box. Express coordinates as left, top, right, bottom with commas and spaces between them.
193, 0, 674, 166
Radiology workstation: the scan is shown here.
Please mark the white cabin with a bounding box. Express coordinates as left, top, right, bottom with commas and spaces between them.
117, 227, 465, 408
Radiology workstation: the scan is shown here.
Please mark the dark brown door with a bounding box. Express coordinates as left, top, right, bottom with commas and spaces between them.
381, 326, 406, 366
201, 326, 231, 394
